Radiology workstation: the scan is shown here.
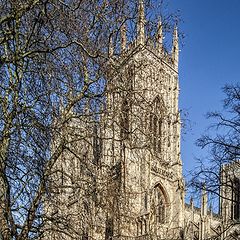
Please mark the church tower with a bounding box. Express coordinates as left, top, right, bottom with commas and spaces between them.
43, 2, 239, 240
105, 1, 185, 238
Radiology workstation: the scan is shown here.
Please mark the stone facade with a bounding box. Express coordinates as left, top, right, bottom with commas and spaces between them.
45, 1, 240, 239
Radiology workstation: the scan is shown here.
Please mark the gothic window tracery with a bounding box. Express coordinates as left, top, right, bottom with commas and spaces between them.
149, 96, 164, 153
154, 185, 167, 224
120, 65, 134, 140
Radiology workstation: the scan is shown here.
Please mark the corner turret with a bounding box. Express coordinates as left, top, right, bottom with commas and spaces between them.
199, 183, 208, 240
172, 26, 179, 70
156, 19, 163, 54
137, 0, 145, 45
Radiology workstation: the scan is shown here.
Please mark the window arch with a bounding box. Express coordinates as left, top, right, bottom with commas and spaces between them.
154, 185, 167, 224
120, 64, 134, 140
149, 96, 165, 153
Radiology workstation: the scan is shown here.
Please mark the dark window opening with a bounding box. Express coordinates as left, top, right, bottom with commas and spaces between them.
105, 217, 114, 240
150, 115, 162, 153
232, 177, 240, 220
144, 192, 148, 210
82, 230, 88, 240
155, 186, 166, 224
149, 96, 164, 153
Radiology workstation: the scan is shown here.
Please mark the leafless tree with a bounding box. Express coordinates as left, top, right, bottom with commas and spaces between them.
189, 84, 240, 239
0, 0, 180, 239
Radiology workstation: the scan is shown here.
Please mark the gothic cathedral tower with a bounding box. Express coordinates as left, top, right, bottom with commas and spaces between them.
105, 0, 185, 238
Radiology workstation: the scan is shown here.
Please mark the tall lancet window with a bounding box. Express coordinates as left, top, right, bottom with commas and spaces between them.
120, 65, 134, 140
154, 185, 167, 224
149, 96, 164, 153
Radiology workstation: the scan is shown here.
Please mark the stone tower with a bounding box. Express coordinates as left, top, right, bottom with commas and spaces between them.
44, 1, 186, 238
44, 1, 240, 239
104, 0, 185, 238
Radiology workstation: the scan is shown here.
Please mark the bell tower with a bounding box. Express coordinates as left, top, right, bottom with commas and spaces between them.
105, 0, 184, 238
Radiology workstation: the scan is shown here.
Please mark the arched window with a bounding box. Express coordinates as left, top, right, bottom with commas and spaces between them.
149, 96, 165, 153
120, 64, 134, 140
154, 185, 166, 224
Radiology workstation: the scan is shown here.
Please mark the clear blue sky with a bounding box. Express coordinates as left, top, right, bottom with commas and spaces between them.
168, 0, 240, 176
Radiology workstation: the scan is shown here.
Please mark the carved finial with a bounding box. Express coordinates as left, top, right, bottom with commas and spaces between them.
201, 182, 208, 216
120, 22, 127, 53
157, 18, 163, 54
137, 0, 145, 45
172, 25, 179, 70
